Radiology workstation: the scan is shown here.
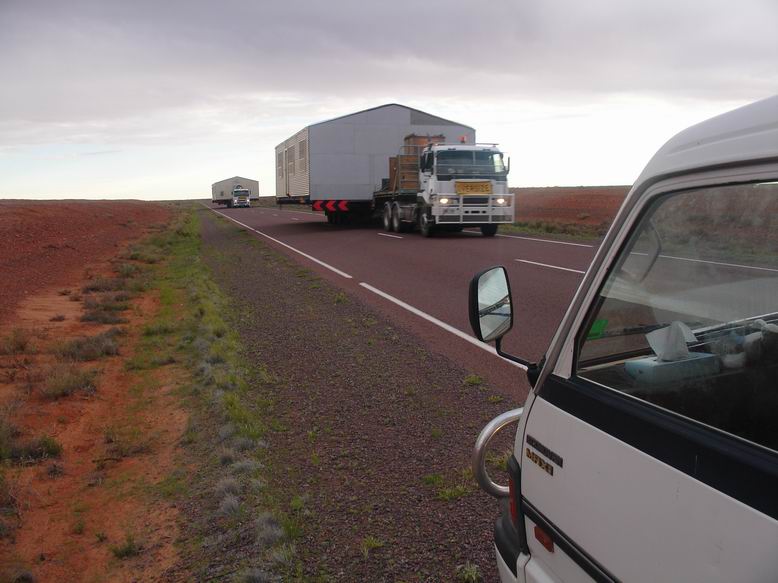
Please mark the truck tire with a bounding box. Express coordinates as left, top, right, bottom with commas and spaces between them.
382, 203, 392, 231
481, 224, 498, 237
419, 210, 435, 237
227, 200, 233, 209
391, 203, 405, 233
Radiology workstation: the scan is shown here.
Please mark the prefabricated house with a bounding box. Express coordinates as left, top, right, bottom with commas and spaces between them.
212, 176, 260, 205
275, 104, 475, 204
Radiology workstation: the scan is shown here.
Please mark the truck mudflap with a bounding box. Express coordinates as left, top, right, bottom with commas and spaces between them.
495, 510, 521, 577
431, 195, 514, 224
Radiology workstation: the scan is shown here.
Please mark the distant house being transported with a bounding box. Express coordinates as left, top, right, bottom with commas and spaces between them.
275, 103, 475, 203
211, 176, 260, 208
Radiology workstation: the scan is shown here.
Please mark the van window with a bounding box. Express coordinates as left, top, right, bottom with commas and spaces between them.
577, 181, 778, 451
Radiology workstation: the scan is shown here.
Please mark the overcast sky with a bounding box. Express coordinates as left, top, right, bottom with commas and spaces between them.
1, 0, 776, 199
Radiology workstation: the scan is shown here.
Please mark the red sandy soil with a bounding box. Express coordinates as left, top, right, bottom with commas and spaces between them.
0, 201, 188, 582
0, 201, 170, 325
511, 186, 629, 226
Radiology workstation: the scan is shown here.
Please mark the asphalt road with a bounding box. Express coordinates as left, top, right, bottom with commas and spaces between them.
206, 203, 598, 403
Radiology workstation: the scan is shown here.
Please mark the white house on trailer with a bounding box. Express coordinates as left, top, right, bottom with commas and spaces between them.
275, 103, 475, 203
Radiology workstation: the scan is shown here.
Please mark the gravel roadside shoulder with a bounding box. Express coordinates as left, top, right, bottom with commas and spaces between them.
198, 209, 518, 582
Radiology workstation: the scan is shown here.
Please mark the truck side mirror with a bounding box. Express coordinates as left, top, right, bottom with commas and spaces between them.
469, 266, 514, 343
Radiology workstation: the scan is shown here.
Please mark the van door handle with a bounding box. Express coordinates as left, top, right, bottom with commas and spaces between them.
473, 407, 523, 498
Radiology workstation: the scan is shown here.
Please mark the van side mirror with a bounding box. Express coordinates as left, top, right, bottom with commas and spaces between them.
469, 266, 514, 343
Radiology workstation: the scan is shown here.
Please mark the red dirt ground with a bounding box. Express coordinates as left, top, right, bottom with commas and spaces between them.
0, 201, 188, 582
511, 186, 629, 226
0, 201, 170, 325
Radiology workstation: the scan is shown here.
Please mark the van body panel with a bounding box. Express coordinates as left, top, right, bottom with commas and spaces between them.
520, 393, 778, 582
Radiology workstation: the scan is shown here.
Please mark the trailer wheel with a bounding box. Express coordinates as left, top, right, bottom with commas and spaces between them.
419, 210, 435, 237
382, 204, 392, 231
481, 224, 498, 237
326, 212, 334, 224
391, 203, 405, 233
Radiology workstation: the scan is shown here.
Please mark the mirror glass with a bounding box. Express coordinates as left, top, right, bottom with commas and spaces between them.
476, 267, 513, 342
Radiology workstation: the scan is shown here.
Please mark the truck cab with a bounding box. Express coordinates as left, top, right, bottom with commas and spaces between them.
469, 95, 778, 582
231, 186, 251, 208
378, 140, 514, 237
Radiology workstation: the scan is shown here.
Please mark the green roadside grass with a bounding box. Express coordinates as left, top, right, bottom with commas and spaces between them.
130, 205, 306, 581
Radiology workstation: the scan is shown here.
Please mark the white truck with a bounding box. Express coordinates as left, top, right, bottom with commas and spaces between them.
470, 94, 778, 582
375, 136, 512, 237
212, 176, 259, 208
275, 103, 513, 236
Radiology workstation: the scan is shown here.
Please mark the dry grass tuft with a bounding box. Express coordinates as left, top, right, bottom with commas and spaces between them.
41, 365, 97, 399
56, 329, 121, 361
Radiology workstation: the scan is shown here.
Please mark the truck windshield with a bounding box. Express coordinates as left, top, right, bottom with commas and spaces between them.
436, 150, 506, 180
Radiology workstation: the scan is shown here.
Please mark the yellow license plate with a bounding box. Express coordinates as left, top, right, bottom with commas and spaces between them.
455, 181, 492, 194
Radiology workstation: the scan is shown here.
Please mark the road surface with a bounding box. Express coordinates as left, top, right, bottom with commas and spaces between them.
206, 204, 596, 402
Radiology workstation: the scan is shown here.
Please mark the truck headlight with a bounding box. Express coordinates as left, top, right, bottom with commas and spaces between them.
496, 198, 506, 205
439, 197, 449, 205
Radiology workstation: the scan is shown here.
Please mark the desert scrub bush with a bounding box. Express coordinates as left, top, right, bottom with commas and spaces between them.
110, 534, 142, 558
0, 329, 33, 355
115, 262, 142, 278
463, 374, 483, 386
455, 561, 483, 582
56, 329, 121, 361
49, 314, 66, 322
10, 435, 63, 461
42, 365, 97, 398
142, 321, 176, 336
360, 535, 384, 558
103, 425, 150, 458
235, 568, 274, 583
254, 512, 283, 548
82, 277, 126, 293
215, 477, 240, 498
218, 494, 241, 517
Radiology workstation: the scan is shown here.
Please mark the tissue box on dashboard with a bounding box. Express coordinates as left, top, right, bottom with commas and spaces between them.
625, 352, 720, 387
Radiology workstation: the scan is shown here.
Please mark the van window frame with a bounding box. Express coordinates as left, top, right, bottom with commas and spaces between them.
534, 177, 778, 519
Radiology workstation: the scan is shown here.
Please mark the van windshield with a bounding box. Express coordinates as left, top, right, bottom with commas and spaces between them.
577, 181, 778, 451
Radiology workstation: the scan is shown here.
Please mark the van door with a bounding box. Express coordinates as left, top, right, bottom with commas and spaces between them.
519, 180, 778, 582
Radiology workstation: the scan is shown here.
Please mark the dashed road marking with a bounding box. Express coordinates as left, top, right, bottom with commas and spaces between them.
378, 233, 403, 239
359, 282, 527, 370
498, 233, 594, 248
516, 259, 586, 274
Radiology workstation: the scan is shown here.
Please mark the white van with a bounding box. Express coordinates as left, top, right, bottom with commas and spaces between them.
470, 95, 778, 582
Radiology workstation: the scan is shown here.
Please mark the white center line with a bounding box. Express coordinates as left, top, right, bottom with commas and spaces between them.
498, 233, 594, 248
292, 217, 300, 221
516, 259, 586, 274
359, 283, 526, 370
378, 233, 403, 239
206, 207, 353, 279
272, 214, 278, 216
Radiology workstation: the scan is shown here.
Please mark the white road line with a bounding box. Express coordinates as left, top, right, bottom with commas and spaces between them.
206, 207, 353, 279
378, 233, 403, 239
292, 217, 300, 221
272, 214, 278, 217
359, 282, 527, 370
516, 259, 586, 274
658, 253, 778, 274
497, 233, 594, 248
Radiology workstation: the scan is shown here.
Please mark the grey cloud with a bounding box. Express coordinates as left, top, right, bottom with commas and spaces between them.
0, 0, 776, 143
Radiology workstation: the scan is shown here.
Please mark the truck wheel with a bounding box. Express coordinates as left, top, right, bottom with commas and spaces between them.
326, 212, 334, 224
419, 211, 435, 237
481, 224, 498, 237
391, 204, 405, 233
382, 204, 392, 231
227, 200, 233, 209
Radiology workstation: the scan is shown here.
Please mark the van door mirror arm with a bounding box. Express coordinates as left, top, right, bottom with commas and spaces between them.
495, 338, 541, 385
